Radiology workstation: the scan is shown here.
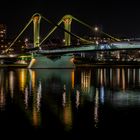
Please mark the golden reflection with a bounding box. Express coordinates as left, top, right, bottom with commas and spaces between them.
30, 70, 36, 89
0, 88, 5, 110
71, 70, 74, 89
23, 70, 41, 127
9, 71, 14, 98
117, 68, 120, 87
62, 85, 72, 131
97, 68, 106, 86
100, 69, 104, 86
63, 100, 72, 130
33, 107, 40, 127
19, 69, 27, 92
122, 68, 125, 90
81, 70, 91, 93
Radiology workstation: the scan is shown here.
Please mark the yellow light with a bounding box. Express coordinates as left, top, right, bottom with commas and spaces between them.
19, 69, 27, 92
71, 70, 74, 89
70, 57, 74, 63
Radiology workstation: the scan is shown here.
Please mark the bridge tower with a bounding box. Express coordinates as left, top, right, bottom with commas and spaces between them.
32, 13, 41, 48
63, 15, 72, 46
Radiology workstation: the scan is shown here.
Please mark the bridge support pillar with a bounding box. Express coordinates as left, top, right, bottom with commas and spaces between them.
33, 13, 41, 48
63, 15, 72, 46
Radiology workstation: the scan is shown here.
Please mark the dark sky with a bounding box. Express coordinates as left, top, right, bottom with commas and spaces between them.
0, 0, 140, 39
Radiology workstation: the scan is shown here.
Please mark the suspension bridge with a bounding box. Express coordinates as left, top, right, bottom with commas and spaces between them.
4, 13, 120, 52
0, 13, 140, 68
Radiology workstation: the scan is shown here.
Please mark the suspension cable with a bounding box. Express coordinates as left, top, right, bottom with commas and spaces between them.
3, 18, 33, 54
70, 32, 95, 44
72, 15, 121, 42
41, 16, 94, 45
40, 18, 63, 45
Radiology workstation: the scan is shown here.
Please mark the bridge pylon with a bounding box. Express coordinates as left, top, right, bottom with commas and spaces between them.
32, 13, 41, 48
62, 15, 72, 46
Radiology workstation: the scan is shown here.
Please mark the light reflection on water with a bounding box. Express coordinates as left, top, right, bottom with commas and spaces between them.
0, 67, 139, 133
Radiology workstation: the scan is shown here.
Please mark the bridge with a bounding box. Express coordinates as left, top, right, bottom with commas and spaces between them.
0, 13, 140, 68
4, 13, 121, 53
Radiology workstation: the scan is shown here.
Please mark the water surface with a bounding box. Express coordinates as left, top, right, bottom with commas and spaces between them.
0, 67, 139, 138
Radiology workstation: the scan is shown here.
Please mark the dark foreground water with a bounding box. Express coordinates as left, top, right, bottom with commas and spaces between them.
0, 67, 140, 138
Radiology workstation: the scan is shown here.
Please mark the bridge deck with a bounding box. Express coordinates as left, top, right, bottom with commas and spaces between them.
34, 44, 140, 55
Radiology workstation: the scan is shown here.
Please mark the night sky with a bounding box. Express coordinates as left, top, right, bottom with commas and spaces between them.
0, 0, 140, 39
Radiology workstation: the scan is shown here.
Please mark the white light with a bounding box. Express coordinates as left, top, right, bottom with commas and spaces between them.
25, 38, 28, 42
94, 27, 99, 32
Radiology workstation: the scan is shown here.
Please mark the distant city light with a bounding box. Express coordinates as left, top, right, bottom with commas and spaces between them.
94, 27, 99, 32
25, 38, 28, 42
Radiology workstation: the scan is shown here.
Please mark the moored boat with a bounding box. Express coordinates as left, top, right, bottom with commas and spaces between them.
0, 54, 32, 68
